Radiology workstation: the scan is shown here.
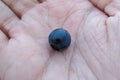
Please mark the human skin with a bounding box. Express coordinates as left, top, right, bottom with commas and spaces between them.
0, 0, 120, 80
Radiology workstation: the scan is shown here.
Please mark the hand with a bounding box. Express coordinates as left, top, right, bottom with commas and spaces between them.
0, 0, 120, 80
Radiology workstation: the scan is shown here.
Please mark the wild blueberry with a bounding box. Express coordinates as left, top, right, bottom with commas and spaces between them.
49, 28, 71, 51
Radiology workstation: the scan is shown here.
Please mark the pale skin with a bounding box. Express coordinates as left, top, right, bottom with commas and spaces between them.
0, 0, 120, 80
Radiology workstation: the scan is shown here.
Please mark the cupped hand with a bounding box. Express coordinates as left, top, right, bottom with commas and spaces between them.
0, 0, 120, 80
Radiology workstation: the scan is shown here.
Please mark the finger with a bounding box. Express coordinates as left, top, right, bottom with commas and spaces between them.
89, 0, 120, 16
2, 0, 40, 17
0, 1, 19, 36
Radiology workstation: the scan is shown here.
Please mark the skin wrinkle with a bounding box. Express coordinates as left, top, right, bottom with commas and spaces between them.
1, 40, 21, 79
69, 7, 96, 79
103, 19, 120, 77
71, 60, 80, 80
73, 63, 81, 80
79, 28, 100, 79
24, 41, 49, 60
2, 62, 13, 80
0, 26, 10, 39
80, 36, 99, 80
102, 0, 112, 16
62, 23, 78, 79
104, 19, 110, 45
5, 51, 48, 80
3, 38, 48, 80
99, 0, 113, 9
40, 50, 55, 80
69, 3, 94, 40
61, 15, 79, 78
40, 50, 57, 80
21, 15, 47, 33
62, 1, 95, 28
73, 27, 83, 80
67, 42, 77, 80
2, 56, 20, 80
61, 1, 75, 28
42, 59, 51, 80
88, 33, 106, 66
0, 14, 14, 27
82, 27, 117, 79
73, 50, 84, 80
92, 18, 107, 54
47, 2, 70, 29
89, 0, 110, 17
92, 34, 105, 55
26, 45, 50, 80
41, 58, 52, 80
104, 16, 119, 50
87, 35, 105, 77
2, 19, 20, 39
41, 54, 58, 80
2, 18, 17, 39
34, 58, 50, 80
40, 5, 50, 30
75, 45, 96, 80
74, 7, 94, 75
21, 8, 52, 40
89, 0, 119, 16
2, 0, 40, 18
89, 0, 112, 10
0, 30, 8, 44
46, 1, 73, 29
1, 0, 20, 18
65, 5, 85, 79
46, 2, 53, 29
3, 0, 17, 8
1, 17, 18, 37
67, 54, 73, 80
91, 50, 117, 79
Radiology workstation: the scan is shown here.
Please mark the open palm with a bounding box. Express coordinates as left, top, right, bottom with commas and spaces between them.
0, 0, 120, 80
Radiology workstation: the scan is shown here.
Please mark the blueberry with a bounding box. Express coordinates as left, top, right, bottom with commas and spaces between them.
49, 28, 71, 51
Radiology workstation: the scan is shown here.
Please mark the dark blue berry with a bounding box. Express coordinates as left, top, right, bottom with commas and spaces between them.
49, 28, 71, 51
